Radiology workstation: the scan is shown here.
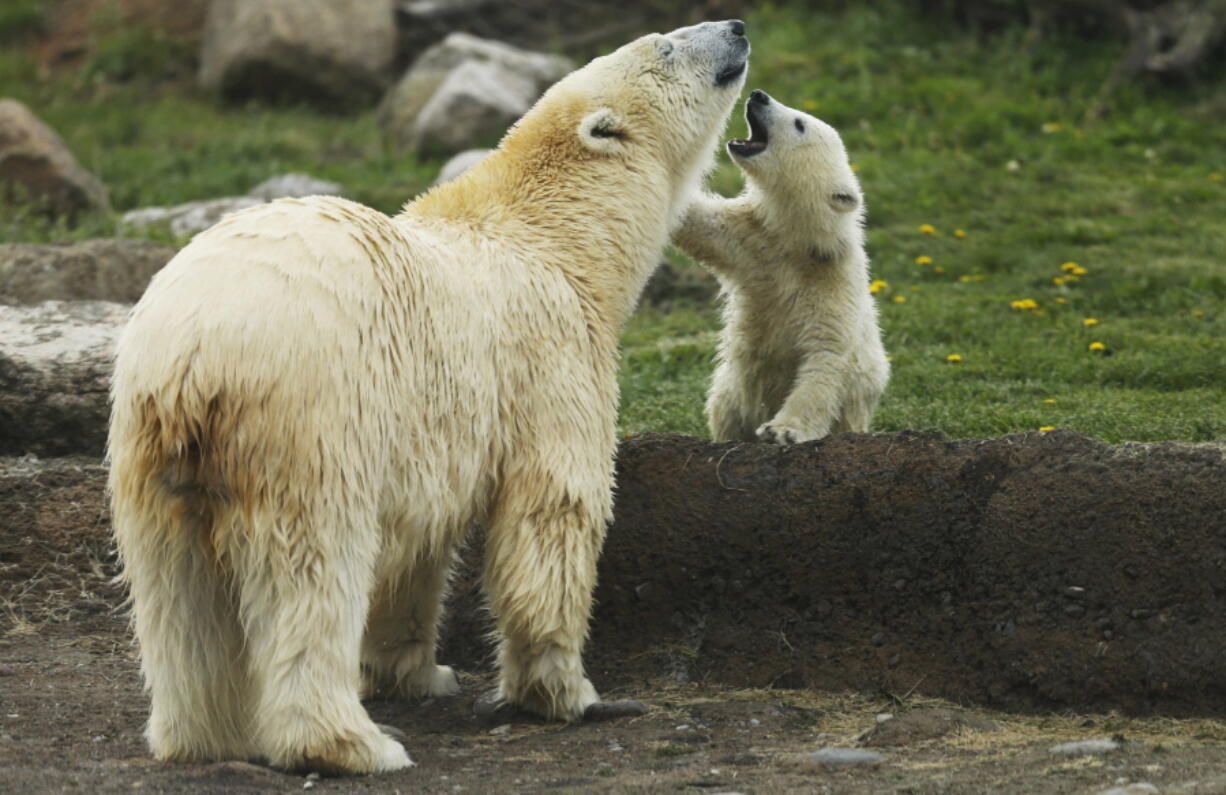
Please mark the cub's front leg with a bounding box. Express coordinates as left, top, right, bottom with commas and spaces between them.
756, 352, 847, 444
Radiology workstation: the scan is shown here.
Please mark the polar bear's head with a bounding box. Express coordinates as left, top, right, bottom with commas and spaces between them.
727, 90, 862, 222
499, 21, 749, 209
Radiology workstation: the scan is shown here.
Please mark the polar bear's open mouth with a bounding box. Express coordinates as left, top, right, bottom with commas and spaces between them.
728, 101, 768, 157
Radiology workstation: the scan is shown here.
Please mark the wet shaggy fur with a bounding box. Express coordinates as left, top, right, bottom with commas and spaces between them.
108, 22, 748, 774
674, 93, 889, 444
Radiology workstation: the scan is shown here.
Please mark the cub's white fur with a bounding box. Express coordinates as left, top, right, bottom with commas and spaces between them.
674, 90, 889, 444
108, 21, 748, 774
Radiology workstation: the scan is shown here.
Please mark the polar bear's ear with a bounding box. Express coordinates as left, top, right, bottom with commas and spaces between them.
578, 108, 629, 154
829, 187, 860, 214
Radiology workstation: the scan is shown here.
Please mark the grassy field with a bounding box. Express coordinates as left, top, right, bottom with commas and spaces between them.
2, 3, 1223, 443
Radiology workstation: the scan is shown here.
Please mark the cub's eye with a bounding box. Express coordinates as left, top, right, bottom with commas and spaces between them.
794, 118, 805, 133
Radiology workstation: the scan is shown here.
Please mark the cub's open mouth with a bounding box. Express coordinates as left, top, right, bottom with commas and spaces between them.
728, 100, 768, 157
716, 59, 747, 86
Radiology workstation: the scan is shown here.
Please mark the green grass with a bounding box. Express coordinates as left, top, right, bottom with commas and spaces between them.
1, 3, 1223, 443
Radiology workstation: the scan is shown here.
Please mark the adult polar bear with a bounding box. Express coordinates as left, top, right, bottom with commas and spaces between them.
108, 21, 749, 774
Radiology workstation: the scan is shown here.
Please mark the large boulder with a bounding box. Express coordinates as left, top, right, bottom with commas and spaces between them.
0, 301, 126, 458
199, 0, 397, 109
247, 172, 343, 201
0, 239, 176, 305
0, 99, 110, 220
378, 33, 573, 155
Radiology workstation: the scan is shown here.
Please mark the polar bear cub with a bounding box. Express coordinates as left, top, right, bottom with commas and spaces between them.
674, 89, 889, 444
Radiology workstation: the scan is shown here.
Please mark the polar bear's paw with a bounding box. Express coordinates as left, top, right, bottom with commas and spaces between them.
280, 723, 414, 775
756, 421, 804, 445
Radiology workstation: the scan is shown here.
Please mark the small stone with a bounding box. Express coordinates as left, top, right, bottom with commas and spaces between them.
489, 724, 511, 735
1064, 586, 1086, 598
1131, 609, 1153, 620
1048, 738, 1122, 756
876, 713, 894, 724
1098, 784, 1158, 795
1065, 604, 1086, 617
810, 747, 885, 765
748, 718, 760, 726
871, 632, 886, 647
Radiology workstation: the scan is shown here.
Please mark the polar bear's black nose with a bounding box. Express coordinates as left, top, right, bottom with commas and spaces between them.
749, 89, 771, 105
728, 19, 745, 36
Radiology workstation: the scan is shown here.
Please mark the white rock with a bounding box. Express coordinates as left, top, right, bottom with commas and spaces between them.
1098, 784, 1159, 795
809, 747, 885, 765
1048, 738, 1122, 756
433, 149, 491, 185
122, 196, 262, 237
248, 173, 343, 201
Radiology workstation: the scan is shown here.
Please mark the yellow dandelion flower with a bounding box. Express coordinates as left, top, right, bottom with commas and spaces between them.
1070, 266, 1088, 276
953, 229, 967, 238
1088, 341, 1105, 351
933, 266, 945, 274
1041, 122, 1062, 134
1010, 299, 1039, 311
802, 99, 819, 111
1055, 297, 1068, 304
850, 163, 861, 173
1061, 262, 1080, 272
915, 255, 933, 265
1193, 309, 1206, 318
1039, 426, 1056, 432
918, 224, 937, 235
869, 279, 889, 294
1083, 317, 1099, 326
958, 274, 986, 283
886, 355, 893, 362
946, 354, 963, 363
1043, 398, 1057, 405
1211, 173, 1223, 182
893, 295, 907, 303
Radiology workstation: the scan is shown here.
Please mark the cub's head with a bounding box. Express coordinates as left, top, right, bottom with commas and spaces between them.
503, 20, 749, 192
728, 90, 862, 219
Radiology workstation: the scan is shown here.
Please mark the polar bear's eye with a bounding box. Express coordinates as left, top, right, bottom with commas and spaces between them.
794, 119, 805, 134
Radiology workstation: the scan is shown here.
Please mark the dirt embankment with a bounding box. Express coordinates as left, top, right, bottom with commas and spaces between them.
2, 432, 1226, 792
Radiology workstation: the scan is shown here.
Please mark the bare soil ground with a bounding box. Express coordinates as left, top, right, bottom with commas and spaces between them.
2, 452, 1225, 793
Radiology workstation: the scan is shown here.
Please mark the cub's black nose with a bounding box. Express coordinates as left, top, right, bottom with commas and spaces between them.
749, 89, 770, 104
728, 19, 745, 36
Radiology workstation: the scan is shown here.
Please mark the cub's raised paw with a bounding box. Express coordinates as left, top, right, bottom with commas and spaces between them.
756, 421, 802, 445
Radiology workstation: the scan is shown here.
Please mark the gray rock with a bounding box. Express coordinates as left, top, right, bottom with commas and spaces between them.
122, 196, 262, 238
379, 33, 572, 154
1098, 784, 1158, 795
1048, 738, 1122, 756
200, 0, 397, 109
0, 301, 127, 457
248, 173, 343, 201
410, 59, 536, 158
433, 148, 491, 185
809, 747, 885, 765
0, 239, 176, 305
0, 99, 110, 219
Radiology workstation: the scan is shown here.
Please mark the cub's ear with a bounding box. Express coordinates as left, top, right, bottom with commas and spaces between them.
829, 187, 860, 213
578, 108, 629, 154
